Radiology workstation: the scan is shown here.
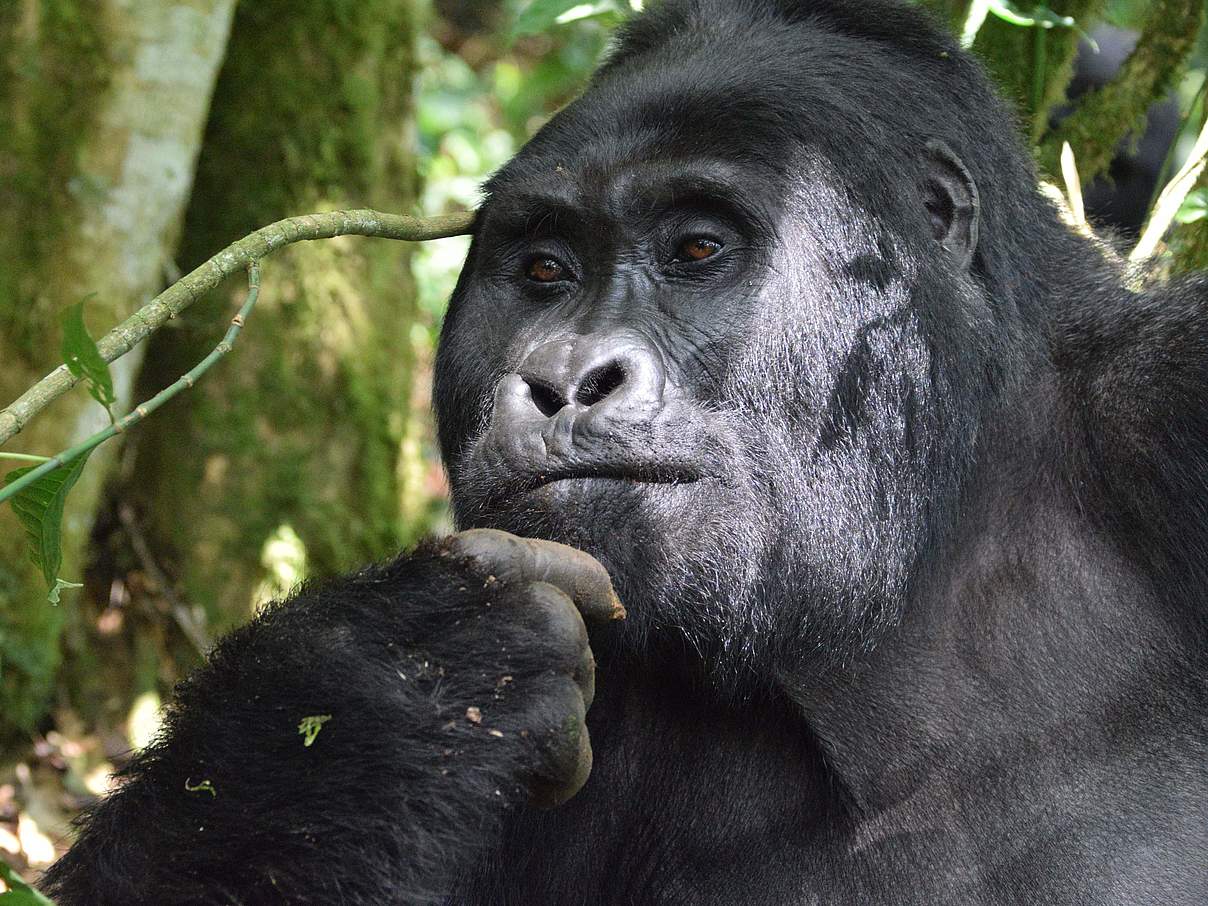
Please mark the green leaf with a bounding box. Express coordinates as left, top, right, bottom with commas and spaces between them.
47, 578, 84, 606
184, 778, 217, 797
62, 296, 116, 418
1176, 188, 1208, 225
0, 861, 57, 905
513, 0, 624, 36
298, 714, 332, 747
4, 454, 92, 601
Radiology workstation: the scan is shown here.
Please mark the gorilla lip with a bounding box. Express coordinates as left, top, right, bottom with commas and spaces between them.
527, 462, 705, 490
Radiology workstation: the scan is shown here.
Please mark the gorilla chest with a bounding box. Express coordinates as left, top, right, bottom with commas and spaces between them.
463, 793, 1196, 906
454, 694, 1206, 906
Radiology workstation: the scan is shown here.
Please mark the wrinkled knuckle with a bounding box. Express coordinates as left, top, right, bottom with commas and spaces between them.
534, 675, 587, 731
445, 528, 525, 578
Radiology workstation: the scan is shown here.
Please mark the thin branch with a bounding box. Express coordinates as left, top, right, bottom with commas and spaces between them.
1060, 141, 1086, 226
960, 0, 991, 47
0, 261, 267, 505
1131, 116, 1208, 265
0, 453, 52, 464
1169, 175, 1208, 273
118, 503, 210, 657
0, 209, 475, 447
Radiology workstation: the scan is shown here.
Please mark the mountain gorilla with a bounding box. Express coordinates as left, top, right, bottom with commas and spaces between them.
44, 0, 1208, 903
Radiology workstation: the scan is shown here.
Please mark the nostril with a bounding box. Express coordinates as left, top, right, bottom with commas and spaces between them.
526, 380, 566, 418
575, 362, 627, 409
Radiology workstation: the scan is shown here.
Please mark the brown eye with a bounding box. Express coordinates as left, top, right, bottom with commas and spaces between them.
678, 237, 722, 261
527, 257, 566, 283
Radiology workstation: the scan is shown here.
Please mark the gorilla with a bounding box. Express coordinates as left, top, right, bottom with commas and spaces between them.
43, 0, 1208, 903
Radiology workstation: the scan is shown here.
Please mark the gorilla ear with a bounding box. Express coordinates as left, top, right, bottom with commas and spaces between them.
921, 140, 979, 271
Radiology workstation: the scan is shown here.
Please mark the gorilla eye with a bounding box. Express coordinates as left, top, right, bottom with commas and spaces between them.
677, 237, 723, 262
526, 257, 568, 283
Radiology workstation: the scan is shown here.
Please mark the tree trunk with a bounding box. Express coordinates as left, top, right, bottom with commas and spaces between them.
65, 0, 429, 727
0, 0, 235, 745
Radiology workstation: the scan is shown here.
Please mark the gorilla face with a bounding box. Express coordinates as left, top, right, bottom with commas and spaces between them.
434, 41, 992, 680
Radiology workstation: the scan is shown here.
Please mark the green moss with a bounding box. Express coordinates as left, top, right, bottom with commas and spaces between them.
0, 559, 64, 742
0, 1, 112, 354
1039, 0, 1205, 182
0, 1, 112, 747
972, 0, 1106, 144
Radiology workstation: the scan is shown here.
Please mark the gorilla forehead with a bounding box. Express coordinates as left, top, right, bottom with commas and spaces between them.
487, 4, 990, 243
493, 47, 836, 195
482, 156, 779, 242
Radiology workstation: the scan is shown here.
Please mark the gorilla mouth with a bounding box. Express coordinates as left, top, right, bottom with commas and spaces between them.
456, 449, 715, 520
452, 385, 738, 521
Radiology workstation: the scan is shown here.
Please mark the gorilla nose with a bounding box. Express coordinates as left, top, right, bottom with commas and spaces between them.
517, 333, 667, 418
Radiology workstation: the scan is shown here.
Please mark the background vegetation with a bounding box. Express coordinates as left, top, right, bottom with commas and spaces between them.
0, 0, 1205, 890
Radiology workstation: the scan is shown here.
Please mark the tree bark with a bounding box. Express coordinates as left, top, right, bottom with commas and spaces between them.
65, 0, 429, 726
0, 0, 235, 744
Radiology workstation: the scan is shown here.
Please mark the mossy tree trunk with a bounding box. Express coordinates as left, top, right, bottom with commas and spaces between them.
0, 0, 235, 744
65, 0, 430, 726
972, 0, 1108, 144
1038, 0, 1205, 182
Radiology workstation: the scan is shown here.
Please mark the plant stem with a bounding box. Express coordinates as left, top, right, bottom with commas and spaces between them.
1132, 116, 1208, 264
0, 209, 474, 447
0, 262, 265, 505
1148, 74, 1208, 219
1030, 17, 1047, 142
0, 453, 52, 464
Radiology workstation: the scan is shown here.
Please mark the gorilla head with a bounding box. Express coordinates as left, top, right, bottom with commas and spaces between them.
434, 0, 1075, 683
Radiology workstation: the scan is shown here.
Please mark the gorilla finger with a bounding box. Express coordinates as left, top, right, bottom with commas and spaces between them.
520, 584, 595, 707
528, 678, 587, 781
574, 643, 596, 711
519, 582, 591, 673
449, 529, 625, 624
530, 724, 593, 810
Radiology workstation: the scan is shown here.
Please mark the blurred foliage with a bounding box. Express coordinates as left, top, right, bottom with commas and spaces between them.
513, 0, 643, 35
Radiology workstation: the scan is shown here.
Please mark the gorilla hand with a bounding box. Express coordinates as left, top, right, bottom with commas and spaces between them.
442, 528, 624, 807
42, 531, 622, 906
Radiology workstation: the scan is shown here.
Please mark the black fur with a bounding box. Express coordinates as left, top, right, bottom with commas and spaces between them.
44, 1, 1208, 903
